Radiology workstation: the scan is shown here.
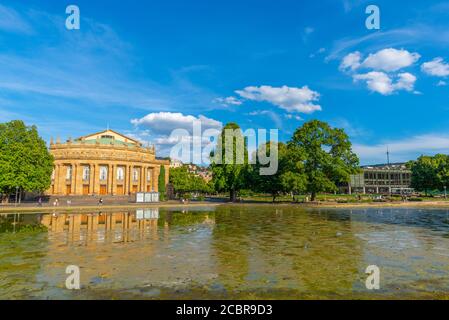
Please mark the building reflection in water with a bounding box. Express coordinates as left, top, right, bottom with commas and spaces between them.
40, 209, 162, 245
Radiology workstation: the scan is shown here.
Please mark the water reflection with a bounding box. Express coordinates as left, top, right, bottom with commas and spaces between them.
0, 206, 448, 299
40, 210, 161, 245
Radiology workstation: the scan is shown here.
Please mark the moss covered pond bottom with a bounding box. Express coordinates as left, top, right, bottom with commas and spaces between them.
1, 205, 449, 300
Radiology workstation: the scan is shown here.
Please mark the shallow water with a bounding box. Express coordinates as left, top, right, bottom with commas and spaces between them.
0, 205, 449, 300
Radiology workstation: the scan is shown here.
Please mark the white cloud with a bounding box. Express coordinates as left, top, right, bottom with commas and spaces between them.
285, 114, 302, 121
354, 134, 449, 164
213, 96, 242, 107
131, 112, 222, 135
437, 80, 447, 86
362, 48, 420, 72
353, 71, 417, 95
394, 72, 417, 92
353, 72, 393, 95
310, 47, 326, 59
235, 85, 321, 114
340, 48, 419, 95
130, 112, 223, 161
341, 48, 420, 73
339, 51, 362, 71
421, 57, 449, 77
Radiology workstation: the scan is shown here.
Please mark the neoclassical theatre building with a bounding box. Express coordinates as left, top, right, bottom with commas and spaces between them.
48, 130, 169, 196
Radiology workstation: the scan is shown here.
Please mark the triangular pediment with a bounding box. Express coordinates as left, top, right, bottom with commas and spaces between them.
77, 130, 141, 146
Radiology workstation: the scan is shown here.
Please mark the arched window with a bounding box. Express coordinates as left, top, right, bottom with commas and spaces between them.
133, 168, 139, 182
83, 166, 90, 181
147, 170, 152, 182
66, 165, 72, 180
100, 166, 108, 181
117, 167, 124, 180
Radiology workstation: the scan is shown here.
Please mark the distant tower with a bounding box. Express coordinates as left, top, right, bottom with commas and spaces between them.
386, 146, 390, 166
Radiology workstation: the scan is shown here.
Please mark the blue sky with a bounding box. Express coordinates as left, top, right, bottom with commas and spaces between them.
1, 0, 449, 164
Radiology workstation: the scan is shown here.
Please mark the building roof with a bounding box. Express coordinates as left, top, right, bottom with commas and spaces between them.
75, 129, 142, 147
361, 163, 409, 171
78, 137, 137, 147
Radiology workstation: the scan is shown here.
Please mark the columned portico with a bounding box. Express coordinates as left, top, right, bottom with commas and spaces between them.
48, 130, 169, 196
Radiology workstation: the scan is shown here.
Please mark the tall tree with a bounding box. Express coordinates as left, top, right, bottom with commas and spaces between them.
158, 165, 167, 201
280, 144, 307, 201
169, 166, 212, 197
0, 120, 54, 201
435, 154, 449, 191
250, 142, 284, 202
169, 166, 191, 197
410, 155, 443, 195
251, 142, 307, 202
289, 120, 359, 201
210, 123, 249, 202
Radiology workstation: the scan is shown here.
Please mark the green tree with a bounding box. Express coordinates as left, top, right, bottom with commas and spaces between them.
169, 166, 212, 197
289, 120, 359, 201
158, 165, 167, 201
169, 166, 191, 196
210, 123, 249, 202
0, 120, 54, 201
251, 142, 306, 202
410, 155, 444, 195
435, 154, 449, 191
280, 144, 307, 201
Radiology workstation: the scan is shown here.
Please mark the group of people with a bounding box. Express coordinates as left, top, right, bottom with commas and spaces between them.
40, 197, 105, 207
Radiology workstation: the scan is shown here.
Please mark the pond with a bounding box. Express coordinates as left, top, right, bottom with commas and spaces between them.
1, 205, 449, 299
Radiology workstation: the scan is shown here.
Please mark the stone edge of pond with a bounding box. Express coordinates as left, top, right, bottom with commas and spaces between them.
3, 200, 449, 214
0, 202, 222, 214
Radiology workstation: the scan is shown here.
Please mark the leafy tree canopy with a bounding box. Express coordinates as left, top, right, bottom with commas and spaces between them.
169, 166, 212, 196
210, 123, 249, 202
0, 120, 54, 196
289, 120, 359, 201
410, 154, 449, 194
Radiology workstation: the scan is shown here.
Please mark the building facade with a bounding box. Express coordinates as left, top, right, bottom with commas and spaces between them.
48, 130, 169, 196
340, 163, 413, 195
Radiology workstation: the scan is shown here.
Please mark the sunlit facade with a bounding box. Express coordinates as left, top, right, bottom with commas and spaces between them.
47, 130, 169, 196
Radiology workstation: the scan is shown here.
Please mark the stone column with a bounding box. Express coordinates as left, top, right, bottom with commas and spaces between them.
89, 164, 95, 195
75, 163, 83, 195
72, 164, 76, 195
54, 165, 60, 195
143, 166, 148, 192
130, 165, 134, 193
108, 164, 113, 195
140, 167, 144, 192
58, 165, 66, 196
112, 165, 118, 195
123, 165, 128, 195
94, 164, 101, 195
153, 167, 159, 192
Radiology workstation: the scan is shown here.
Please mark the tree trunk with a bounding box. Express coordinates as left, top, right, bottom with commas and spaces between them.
230, 189, 237, 202
311, 191, 317, 202
272, 194, 276, 203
